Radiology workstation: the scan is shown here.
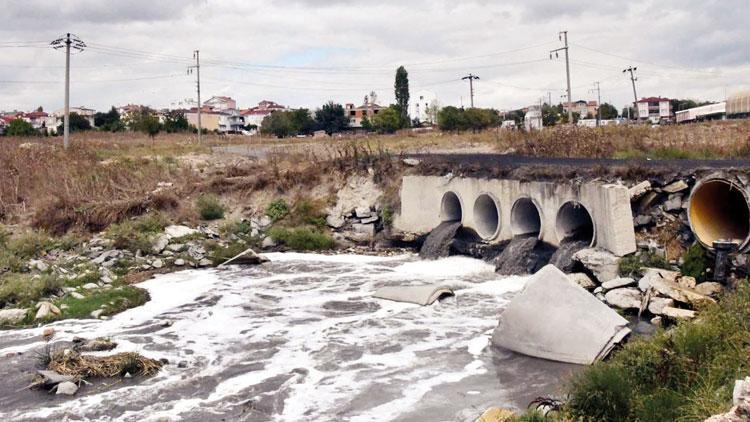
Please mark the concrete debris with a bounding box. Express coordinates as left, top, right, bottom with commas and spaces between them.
35, 370, 75, 388
0, 308, 28, 325
661, 306, 696, 320
642, 270, 715, 306
638, 268, 679, 291
664, 194, 683, 212
604, 288, 643, 310
568, 273, 597, 290
647, 297, 676, 315
629, 181, 652, 199
601, 277, 635, 290
695, 282, 724, 297
662, 180, 689, 193
219, 248, 269, 266
491, 265, 630, 365
55, 381, 79, 396
373, 284, 454, 306
572, 248, 621, 283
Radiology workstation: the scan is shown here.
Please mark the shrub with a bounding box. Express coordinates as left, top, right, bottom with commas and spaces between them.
0, 273, 63, 308
267, 227, 334, 251
266, 199, 289, 221
681, 243, 711, 282
196, 194, 225, 220
105, 215, 165, 253
380, 205, 394, 228
208, 241, 249, 265
291, 199, 326, 227
619, 251, 671, 277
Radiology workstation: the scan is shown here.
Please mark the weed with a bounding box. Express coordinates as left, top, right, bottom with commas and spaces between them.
208, 241, 249, 265
267, 226, 334, 251
0, 273, 63, 308
681, 243, 711, 283
54, 285, 150, 320
266, 199, 290, 221
380, 205, 394, 228
619, 252, 671, 277
196, 194, 225, 220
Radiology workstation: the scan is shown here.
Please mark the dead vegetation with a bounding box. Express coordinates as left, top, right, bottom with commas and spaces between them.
48, 350, 163, 379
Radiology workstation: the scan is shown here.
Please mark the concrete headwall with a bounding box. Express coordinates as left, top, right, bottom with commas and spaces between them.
394, 175, 636, 256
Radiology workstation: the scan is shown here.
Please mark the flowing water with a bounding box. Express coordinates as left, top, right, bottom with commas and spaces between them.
0, 253, 579, 422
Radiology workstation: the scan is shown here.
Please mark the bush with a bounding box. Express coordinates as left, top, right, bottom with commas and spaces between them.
105, 215, 166, 253
267, 227, 334, 251
564, 283, 750, 421
266, 199, 289, 221
196, 194, 225, 220
208, 241, 249, 265
619, 252, 671, 277
0, 273, 63, 308
681, 243, 711, 282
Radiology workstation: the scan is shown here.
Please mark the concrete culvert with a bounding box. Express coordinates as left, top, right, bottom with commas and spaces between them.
689, 179, 750, 250
511, 197, 541, 237
473, 194, 500, 240
556, 201, 595, 245
440, 191, 462, 222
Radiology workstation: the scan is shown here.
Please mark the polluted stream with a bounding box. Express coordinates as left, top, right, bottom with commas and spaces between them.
0, 253, 580, 421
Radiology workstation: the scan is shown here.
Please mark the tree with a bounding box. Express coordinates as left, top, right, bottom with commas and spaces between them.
437, 106, 466, 131
68, 112, 92, 132
599, 103, 619, 120
289, 108, 316, 135
261, 111, 293, 138
5, 119, 38, 136
464, 108, 499, 132
163, 110, 189, 133
314, 102, 349, 135
372, 106, 403, 134
141, 113, 161, 141
94, 106, 123, 132
542, 103, 560, 127
360, 115, 373, 132
394, 66, 410, 126
621, 106, 636, 120
124, 107, 157, 132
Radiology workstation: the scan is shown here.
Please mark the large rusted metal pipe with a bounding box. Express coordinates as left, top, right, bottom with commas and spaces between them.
688, 177, 750, 251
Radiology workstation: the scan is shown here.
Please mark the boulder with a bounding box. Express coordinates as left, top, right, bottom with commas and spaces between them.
641, 269, 715, 306
35, 302, 61, 320
629, 181, 652, 199
90, 309, 104, 319
219, 248, 269, 266
476, 407, 515, 422
261, 236, 277, 249
152, 235, 169, 254
70, 292, 85, 300
664, 194, 683, 212
568, 273, 597, 290
152, 259, 164, 269
174, 259, 186, 266
55, 381, 79, 396
678, 275, 697, 289
601, 277, 635, 291
604, 288, 643, 310
164, 225, 198, 239
662, 180, 689, 193
638, 268, 680, 291
695, 282, 724, 297
325, 214, 345, 229
0, 308, 28, 325
572, 248, 621, 283
648, 297, 676, 315
662, 306, 696, 320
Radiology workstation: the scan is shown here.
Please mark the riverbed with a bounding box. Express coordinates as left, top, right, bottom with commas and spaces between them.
0, 253, 579, 421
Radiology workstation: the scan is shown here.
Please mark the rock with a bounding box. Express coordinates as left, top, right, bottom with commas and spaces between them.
82, 283, 99, 290
178, 360, 188, 368
352, 223, 375, 237
641, 269, 715, 306
198, 258, 213, 267
634, 215, 653, 227
164, 225, 199, 239
258, 216, 273, 228
568, 273, 597, 290
325, 214, 345, 229
29, 259, 49, 272
220, 248, 269, 266
629, 181, 652, 199
476, 407, 515, 422
360, 215, 379, 224
167, 243, 185, 252
152, 259, 164, 269
73, 337, 117, 352
70, 292, 85, 300
55, 381, 79, 396
648, 297, 676, 315
36, 370, 75, 387
332, 232, 355, 249
604, 288, 643, 310
90, 309, 104, 319
572, 248, 621, 283
678, 275, 697, 289
174, 259, 186, 266
402, 158, 421, 167
650, 316, 663, 327
601, 277, 636, 291
35, 302, 61, 320
187, 244, 206, 259
355, 207, 372, 218
261, 236, 277, 249
42, 327, 55, 340
638, 191, 660, 212
664, 194, 683, 212
695, 282, 724, 297
0, 308, 28, 325
100, 275, 113, 284
662, 306, 696, 320
638, 268, 679, 291
734, 377, 750, 408
662, 180, 689, 193
152, 235, 169, 253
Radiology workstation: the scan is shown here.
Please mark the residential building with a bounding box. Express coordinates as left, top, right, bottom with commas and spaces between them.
344, 98, 384, 128
218, 109, 245, 133
563, 100, 598, 118
185, 107, 221, 132
636, 97, 672, 123
203, 96, 237, 112
24, 111, 49, 130
240, 100, 287, 128
409, 90, 439, 125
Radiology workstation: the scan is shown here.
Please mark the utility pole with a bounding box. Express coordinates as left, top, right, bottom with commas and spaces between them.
188, 50, 202, 143
590, 82, 601, 126
551, 31, 572, 123
461, 74, 480, 108
623, 66, 639, 121
51, 33, 85, 150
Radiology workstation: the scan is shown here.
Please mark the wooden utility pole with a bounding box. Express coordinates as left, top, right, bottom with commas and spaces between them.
461, 74, 480, 108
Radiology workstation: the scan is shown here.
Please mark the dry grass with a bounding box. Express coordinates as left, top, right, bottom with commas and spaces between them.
48, 350, 163, 379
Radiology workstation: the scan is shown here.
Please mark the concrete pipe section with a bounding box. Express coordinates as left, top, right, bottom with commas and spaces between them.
440, 191, 463, 222
689, 178, 750, 250
473, 193, 501, 240
511, 197, 541, 237
555, 201, 595, 245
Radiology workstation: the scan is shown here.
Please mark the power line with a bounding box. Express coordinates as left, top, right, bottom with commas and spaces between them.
571, 42, 722, 75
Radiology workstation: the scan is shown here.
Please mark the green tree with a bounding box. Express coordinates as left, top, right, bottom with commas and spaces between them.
464, 108, 499, 132
68, 112, 92, 132
437, 106, 465, 131
261, 111, 293, 138
621, 106, 636, 120
599, 103, 619, 120
542, 103, 560, 126
394, 66, 410, 126
125, 107, 158, 132
141, 113, 161, 141
5, 119, 38, 136
314, 102, 349, 135
162, 110, 189, 133
289, 108, 316, 135
94, 106, 123, 132
361, 115, 373, 131
372, 106, 403, 134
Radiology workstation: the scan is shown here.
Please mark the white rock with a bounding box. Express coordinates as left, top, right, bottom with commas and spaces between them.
572, 248, 621, 283
695, 282, 724, 297
35, 302, 61, 320
55, 381, 78, 396
152, 259, 164, 269
355, 207, 372, 218
82, 283, 98, 290
325, 214, 345, 229
601, 277, 635, 291
258, 216, 273, 228
70, 292, 85, 300
604, 288, 643, 310
100, 275, 113, 284
647, 297, 675, 315
152, 235, 169, 253
90, 309, 104, 319
261, 237, 277, 249
29, 259, 49, 272
661, 306, 695, 320
174, 258, 186, 266
402, 158, 421, 166
629, 181, 652, 199
198, 258, 213, 267
650, 316, 663, 327
164, 225, 199, 239
640, 269, 715, 306
0, 309, 28, 325
167, 243, 185, 252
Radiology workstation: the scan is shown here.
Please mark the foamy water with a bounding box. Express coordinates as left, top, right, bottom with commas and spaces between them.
0, 253, 551, 421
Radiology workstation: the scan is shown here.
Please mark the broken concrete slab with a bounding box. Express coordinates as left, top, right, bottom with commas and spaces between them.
662, 180, 689, 193
573, 248, 621, 283
662, 306, 696, 320
601, 277, 635, 291
629, 181, 652, 199
605, 288, 643, 310
640, 269, 715, 306
648, 297, 676, 315
373, 284, 454, 306
491, 265, 630, 365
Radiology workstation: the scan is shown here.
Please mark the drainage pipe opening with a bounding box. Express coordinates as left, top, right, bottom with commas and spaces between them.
473, 194, 501, 240
689, 179, 750, 249
555, 201, 595, 245
440, 191, 463, 222
511, 197, 541, 237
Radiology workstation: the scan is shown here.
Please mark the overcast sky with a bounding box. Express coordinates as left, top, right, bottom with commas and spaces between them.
1, 0, 748, 113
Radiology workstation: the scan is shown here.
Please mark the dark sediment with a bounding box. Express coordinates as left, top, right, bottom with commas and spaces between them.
493, 235, 556, 275
548, 239, 590, 273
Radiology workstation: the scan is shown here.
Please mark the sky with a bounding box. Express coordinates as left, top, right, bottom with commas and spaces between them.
1, 0, 748, 114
